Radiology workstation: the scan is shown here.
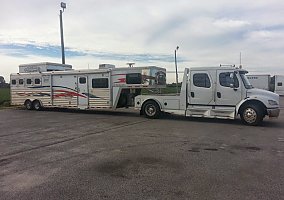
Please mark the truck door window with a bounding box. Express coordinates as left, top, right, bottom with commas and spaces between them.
92, 78, 108, 88
193, 73, 211, 88
219, 72, 239, 88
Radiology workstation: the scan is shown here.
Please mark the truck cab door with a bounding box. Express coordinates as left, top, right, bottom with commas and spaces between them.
189, 71, 214, 105
187, 71, 214, 117
214, 70, 242, 117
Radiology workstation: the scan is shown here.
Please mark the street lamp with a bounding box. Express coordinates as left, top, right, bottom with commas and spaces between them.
174, 46, 179, 94
59, 2, 66, 64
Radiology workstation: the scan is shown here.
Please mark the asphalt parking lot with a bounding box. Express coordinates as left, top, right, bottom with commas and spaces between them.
1, 98, 284, 200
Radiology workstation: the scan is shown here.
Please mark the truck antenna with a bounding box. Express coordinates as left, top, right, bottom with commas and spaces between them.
239, 52, 242, 69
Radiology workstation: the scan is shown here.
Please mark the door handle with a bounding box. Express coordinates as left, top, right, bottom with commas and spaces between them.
191, 92, 195, 98
217, 92, 221, 98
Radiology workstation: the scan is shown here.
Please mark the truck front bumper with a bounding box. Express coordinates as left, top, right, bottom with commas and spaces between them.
267, 108, 280, 118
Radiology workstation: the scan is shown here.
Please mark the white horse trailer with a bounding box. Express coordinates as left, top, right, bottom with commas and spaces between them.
10, 63, 166, 110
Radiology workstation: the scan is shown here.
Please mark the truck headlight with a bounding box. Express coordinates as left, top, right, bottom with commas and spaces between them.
268, 100, 278, 106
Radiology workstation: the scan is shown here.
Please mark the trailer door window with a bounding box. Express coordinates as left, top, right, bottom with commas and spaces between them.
219, 72, 239, 88
126, 73, 142, 84
92, 78, 108, 88
19, 79, 24, 85
35, 78, 41, 85
193, 73, 211, 88
11, 80, 16, 85
26, 79, 32, 85
79, 77, 86, 84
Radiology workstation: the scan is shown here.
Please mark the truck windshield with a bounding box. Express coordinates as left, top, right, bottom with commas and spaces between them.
239, 71, 253, 89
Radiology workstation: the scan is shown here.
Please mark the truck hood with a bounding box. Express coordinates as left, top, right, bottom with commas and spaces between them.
247, 88, 279, 102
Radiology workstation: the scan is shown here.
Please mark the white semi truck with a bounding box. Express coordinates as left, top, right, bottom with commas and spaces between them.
10, 62, 166, 110
135, 66, 280, 126
247, 74, 284, 96
246, 74, 271, 90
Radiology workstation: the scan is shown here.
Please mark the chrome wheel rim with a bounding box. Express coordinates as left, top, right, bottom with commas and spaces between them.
145, 104, 156, 116
243, 108, 257, 124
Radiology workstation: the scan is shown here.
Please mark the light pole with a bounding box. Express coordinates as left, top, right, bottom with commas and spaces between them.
174, 46, 179, 94
59, 2, 66, 64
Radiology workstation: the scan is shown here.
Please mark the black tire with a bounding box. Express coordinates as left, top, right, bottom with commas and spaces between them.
24, 100, 33, 110
240, 104, 264, 126
142, 100, 161, 119
33, 100, 42, 111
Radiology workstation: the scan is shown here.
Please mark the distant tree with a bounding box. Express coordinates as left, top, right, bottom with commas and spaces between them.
0, 76, 4, 84
0, 76, 9, 88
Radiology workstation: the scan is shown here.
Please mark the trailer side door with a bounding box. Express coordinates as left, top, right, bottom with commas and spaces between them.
77, 76, 88, 109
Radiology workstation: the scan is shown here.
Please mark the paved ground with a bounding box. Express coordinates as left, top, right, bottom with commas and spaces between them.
0, 98, 284, 200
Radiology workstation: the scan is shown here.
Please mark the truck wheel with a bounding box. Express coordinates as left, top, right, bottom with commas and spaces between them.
33, 100, 42, 111
143, 101, 161, 119
240, 104, 264, 126
24, 100, 33, 110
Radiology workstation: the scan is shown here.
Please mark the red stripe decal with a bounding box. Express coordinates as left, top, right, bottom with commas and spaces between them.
53, 90, 87, 98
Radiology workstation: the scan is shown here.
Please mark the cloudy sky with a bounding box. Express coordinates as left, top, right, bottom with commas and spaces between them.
0, 0, 283, 82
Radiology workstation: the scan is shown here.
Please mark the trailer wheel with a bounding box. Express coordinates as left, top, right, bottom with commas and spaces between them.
24, 100, 33, 110
33, 100, 42, 111
143, 100, 161, 119
240, 104, 264, 126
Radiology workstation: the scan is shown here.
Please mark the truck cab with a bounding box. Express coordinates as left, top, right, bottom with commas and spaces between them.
135, 66, 280, 126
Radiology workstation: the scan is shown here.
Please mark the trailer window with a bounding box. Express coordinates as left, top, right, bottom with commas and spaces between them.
35, 78, 41, 85
79, 77, 86, 84
219, 72, 239, 88
278, 82, 283, 86
126, 73, 142, 84
92, 78, 108, 88
11, 80, 16, 85
19, 79, 24, 85
26, 79, 32, 85
193, 73, 211, 88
